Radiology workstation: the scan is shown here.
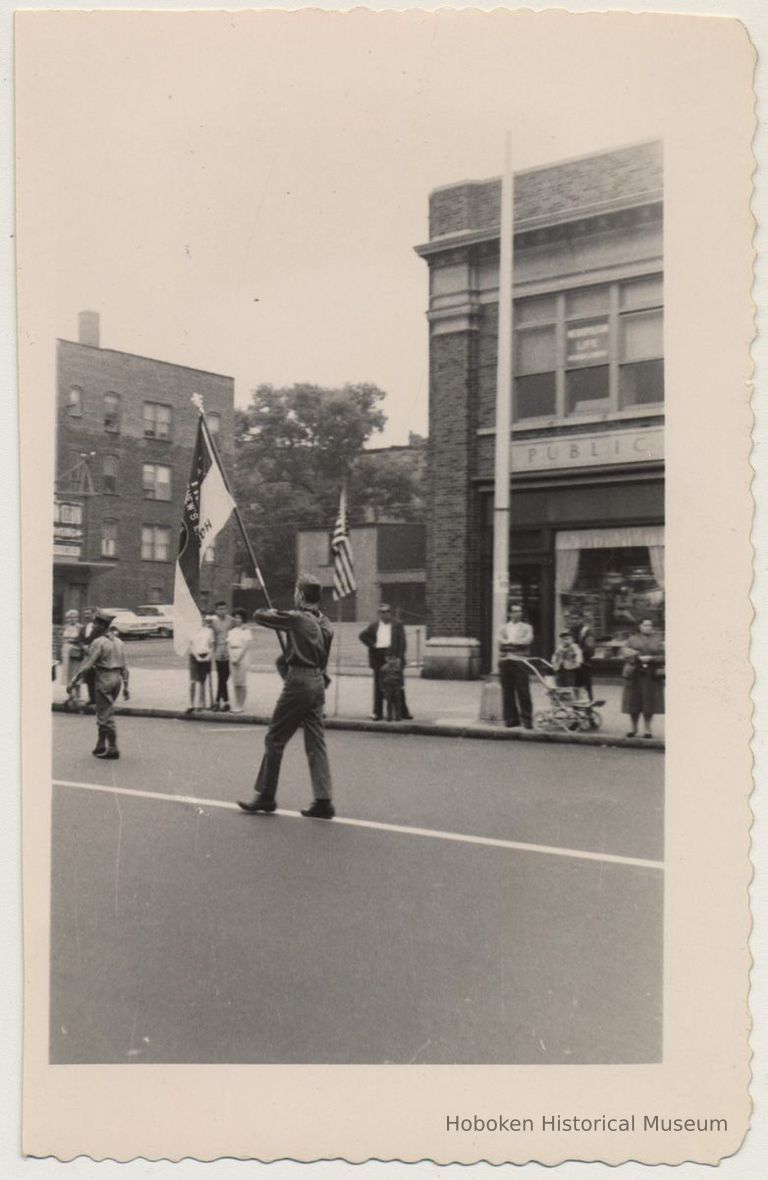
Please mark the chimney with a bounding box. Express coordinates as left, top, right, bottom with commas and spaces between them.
78, 310, 100, 348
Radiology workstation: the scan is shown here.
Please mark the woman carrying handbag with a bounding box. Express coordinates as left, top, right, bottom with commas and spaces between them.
621, 618, 665, 739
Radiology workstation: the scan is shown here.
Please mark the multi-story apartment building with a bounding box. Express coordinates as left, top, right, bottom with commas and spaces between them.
53, 311, 235, 622
415, 140, 664, 670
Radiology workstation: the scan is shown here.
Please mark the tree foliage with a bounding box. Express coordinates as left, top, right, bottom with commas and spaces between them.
233, 383, 424, 603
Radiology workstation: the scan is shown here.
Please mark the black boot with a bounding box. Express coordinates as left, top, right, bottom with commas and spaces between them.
96, 735, 120, 760
300, 799, 335, 820
237, 794, 276, 813
92, 729, 107, 757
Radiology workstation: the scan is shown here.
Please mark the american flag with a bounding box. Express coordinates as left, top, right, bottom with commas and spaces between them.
331, 485, 356, 600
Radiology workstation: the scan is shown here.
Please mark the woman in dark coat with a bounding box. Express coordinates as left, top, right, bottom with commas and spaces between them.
621, 618, 665, 738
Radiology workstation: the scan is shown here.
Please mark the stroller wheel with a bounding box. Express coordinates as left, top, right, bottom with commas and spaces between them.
551, 707, 580, 732
533, 711, 552, 732
588, 710, 603, 730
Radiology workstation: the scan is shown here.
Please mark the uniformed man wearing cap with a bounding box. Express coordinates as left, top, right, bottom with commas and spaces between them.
69, 609, 130, 759
238, 574, 335, 819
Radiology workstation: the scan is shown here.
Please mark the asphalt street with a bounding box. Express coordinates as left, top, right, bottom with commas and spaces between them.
51, 713, 664, 1065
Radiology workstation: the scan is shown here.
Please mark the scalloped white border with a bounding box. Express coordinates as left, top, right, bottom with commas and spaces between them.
6, 1, 766, 1175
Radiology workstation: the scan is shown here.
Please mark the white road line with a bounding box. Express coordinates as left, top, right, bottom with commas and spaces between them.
52, 779, 664, 872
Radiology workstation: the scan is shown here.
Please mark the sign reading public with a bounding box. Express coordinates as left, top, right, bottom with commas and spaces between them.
511, 426, 663, 474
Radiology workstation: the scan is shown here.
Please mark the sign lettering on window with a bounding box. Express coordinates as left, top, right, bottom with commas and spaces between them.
566, 321, 609, 365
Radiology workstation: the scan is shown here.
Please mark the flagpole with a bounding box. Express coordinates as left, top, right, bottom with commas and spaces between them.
491, 132, 514, 675
191, 394, 286, 653
333, 596, 342, 717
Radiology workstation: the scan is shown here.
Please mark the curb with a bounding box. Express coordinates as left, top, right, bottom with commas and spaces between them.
52, 702, 664, 752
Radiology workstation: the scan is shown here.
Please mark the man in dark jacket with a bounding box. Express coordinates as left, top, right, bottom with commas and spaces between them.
237, 574, 335, 819
359, 603, 413, 720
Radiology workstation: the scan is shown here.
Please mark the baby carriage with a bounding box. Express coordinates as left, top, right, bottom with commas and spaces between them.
520, 657, 605, 733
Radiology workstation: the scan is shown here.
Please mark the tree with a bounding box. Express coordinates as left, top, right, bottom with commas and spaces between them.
234, 383, 393, 602
349, 447, 426, 524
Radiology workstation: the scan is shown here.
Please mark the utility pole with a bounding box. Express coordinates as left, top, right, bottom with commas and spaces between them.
491, 131, 514, 673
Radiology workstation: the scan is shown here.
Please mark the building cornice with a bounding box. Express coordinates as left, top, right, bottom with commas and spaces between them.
414, 194, 663, 261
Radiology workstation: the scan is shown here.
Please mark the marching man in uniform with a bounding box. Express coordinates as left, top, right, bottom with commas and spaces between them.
237, 574, 335, 819
68, 609, 130, 759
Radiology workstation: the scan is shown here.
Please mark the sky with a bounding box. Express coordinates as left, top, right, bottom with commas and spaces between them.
17, 7, 682, 445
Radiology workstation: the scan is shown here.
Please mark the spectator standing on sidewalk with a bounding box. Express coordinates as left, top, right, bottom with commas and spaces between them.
498, 603, 534, 729
621, 618, 665, 739
187, 616, 214, 713
68, 610, 129, 759
237, 574, 335, 819
211, 600, 233, 711
551, 630, 583, 688
568, 608, 596, 700
359, 603, 413, 721
227, 609, 252, 713
60, 609, 85, 705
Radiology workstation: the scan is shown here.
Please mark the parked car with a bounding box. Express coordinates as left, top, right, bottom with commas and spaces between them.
135, 604, 175, 637
99, 608, 158, 639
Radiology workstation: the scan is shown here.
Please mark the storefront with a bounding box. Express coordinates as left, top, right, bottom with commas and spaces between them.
52, 496, 112, 623
478, 462, 664, 670
554, 525, 664, 662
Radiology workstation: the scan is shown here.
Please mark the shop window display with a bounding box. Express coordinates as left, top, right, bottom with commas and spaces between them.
556, 528, 665, 664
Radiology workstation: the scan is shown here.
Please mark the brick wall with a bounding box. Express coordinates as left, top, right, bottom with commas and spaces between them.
430, 141, 663, 237
427, 331, 480, 637
56, 340, 235, 610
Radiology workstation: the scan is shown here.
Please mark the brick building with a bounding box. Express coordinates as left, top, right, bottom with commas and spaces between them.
53, 312, 235, 622
296, 521, 426, 625
415, 141, 664, 670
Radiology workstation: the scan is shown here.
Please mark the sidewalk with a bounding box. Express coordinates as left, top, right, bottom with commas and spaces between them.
53, 663, 664, 749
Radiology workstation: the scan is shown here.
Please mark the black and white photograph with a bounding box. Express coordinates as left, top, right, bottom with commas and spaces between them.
15, 4, 754, 1167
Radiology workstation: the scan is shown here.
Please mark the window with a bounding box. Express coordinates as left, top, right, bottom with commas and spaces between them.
104, 392, 121, 433
142, 463, 171, 500
619, 276, 664, 408
141, 525, 171, 561
514, 323, 557, 418
146, 585, 165, 605
565, 287, 610, 416
101, 520, 118, 558
203, 540, 216, 564
68, 386, 82, 417
103, 455, 118, 494
54, 501, 82, 526
143, 402, 172, 439
513, 275, 663, 421
207, 412, 221, 435
555, 526, 665, 649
